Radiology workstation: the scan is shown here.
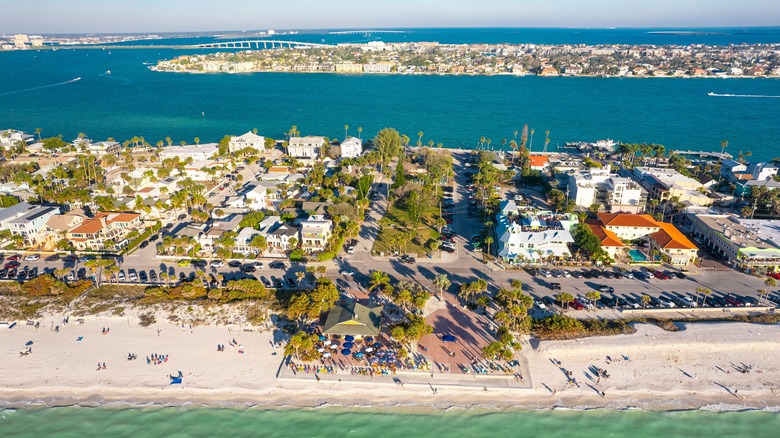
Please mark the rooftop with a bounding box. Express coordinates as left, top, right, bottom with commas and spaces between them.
322, 301, 383, 336
650, 222, 699, 250
598, 213, 660, 229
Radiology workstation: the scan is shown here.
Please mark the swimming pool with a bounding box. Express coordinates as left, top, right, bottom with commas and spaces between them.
628, 249, 648, 262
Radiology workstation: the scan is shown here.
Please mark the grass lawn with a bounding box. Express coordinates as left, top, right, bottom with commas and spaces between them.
372, 204, 442, 256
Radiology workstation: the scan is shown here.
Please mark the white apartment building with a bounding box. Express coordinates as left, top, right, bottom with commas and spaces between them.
158, 143, 219, 161
0, 202, 60, 246
568, 166, 646, 213
288, 136, 324, 160
340, 137, 363, 158
229, 131, 265, 153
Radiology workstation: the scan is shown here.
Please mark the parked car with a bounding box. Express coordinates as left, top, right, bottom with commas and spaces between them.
149, 270, 157, 282
272, 277, 284, 288
139, 271, 148, 282
598, 285, 615, 293
211, 259, 224, 267
228, 260, 242, 268
539, 269, 552, 278
724, 294, 744, 307
240, 265, 256, 273
24, 254, 40, 261
658, 297, 675, 308
570, 299, 585, 310
339, 269, 355, 276
177, 259, 191, 267
139, 241, 149, 249
269, 261, 286, 270
286, 277, 296, 288
118, 271, 126, 281
128, 269, 138, 281
45, 254, 60, 262
0, 268, 7, 278
549, 282, 561, 290
261, 276, 272, 288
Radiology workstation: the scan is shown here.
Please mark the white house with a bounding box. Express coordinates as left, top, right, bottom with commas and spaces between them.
340, 137, 363, 158
496, 214, 574, 263
288, 136, 324, 160
299, 214, 333, 253
0, 202, 60, 246
267, 223, 299, 252
158, 143, 219, 161
244, 184, 267, 208
0, 129, 35, 150
229, 131, 265, 153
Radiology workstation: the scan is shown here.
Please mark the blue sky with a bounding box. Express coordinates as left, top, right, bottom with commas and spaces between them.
3, 0, 779, 34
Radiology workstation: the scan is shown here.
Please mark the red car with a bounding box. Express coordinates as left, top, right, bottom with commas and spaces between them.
769, 273, 780, 280
571, 299, 585, 310
5, 261, 20, 269
7, 255, 20, 261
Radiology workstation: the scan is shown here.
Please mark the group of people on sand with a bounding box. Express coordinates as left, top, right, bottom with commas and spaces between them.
96, 362, 107, 371
146, 353, 168, 365
101, 327, 110, 335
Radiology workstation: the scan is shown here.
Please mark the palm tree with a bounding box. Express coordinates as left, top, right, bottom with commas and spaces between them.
544, 130, 550, 153
368, 270, 390, 294
34, 128, 41, 141
757, 289, 770, 306
417, 131, 423, 147
344, 124, 349, 140
585, 291, 601, 310
529, 128, 535, 152
484, 236, 494, 258
556, 292, 574, 313
696, 287, 712, 307
433, 273, 451, 300
641, 295, 651, 309
357, 127, 362, 139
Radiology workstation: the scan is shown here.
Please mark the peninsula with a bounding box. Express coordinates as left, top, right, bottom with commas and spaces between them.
152, 41, 780, 78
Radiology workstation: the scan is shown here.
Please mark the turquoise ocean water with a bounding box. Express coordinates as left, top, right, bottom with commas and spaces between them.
1, 406, 779, 438
1, 27, 779, 159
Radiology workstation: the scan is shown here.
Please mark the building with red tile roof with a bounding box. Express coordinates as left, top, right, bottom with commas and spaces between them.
649, 222, 699, 265
66, 211, 142, 251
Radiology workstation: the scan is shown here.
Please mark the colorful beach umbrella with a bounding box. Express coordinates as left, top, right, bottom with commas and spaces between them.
343, 342, 354, 349
345, 335, 355, 342
341, 349, 352, 356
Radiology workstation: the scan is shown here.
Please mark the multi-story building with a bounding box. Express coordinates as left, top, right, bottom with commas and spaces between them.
158, 143, 219, 161
648, 222, 699, 266
229, 131, 265, 153
288, 136, 324, 161
340, 137, 363, 158
689, 214, 780, 274
569, 167, 646, 213
267, 223, 299, 252
631, 167, 713, 206
596, 213, 661, 241
0, 202, 60, 246
66, 212, 142, 251
496, 211, 576, 263
299, 214, 333, 253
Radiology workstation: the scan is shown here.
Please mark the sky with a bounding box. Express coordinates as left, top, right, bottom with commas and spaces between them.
2, 0, 779, 34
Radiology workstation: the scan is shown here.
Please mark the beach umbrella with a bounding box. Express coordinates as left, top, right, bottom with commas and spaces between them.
323, 340, 331, 345
330, 340, 340, 346
317, 348, 325, 353
345, 335, 355, 342
25, 341, 33, 346
318, 335, 327, 341
442, 335, 457, 343
323, 352, 331, 358
343, 342, 354, 349
364, 347, 374, 353
355, 352, 364, 358
330, 344, 338, 349
373, 342, 382, 348
341, 348, 352, 356
365, 336, 374, 343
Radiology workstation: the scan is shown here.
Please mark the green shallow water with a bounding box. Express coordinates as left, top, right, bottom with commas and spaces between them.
1, 407, 779, 438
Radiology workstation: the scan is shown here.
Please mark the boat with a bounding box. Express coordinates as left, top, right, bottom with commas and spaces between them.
105, 70, 111, 75
707, 92, 715, 96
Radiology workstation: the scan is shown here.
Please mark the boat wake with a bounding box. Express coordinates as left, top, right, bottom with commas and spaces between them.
0, 77, 81, 96
708, 92, 780, 98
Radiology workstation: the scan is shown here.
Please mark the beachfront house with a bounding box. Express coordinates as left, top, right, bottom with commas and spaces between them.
229, 131, 265, 153
340, 137, 363, 158
299, 214, 333, 253
689, 214, 780, 274
158, 143, 219, 161
287, 136, 324, 162
496, 212, 576, 263
0, 202, 61, 247
66, 211, 142, 251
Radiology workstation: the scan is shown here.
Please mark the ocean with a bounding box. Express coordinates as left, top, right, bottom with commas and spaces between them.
1, 27, 779, 160
1, 406, 779, 438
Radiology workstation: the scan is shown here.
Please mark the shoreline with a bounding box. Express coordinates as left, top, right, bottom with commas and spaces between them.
2, 310, 779, 412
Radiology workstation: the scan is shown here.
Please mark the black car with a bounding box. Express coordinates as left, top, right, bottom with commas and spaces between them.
675, 272, 687, 279
541, 296, 556, 307
272, 277, 284, 288
139, 271, 148, 282
260, 276, 272, 288
228, 260, 242, 268
139, 241, 149, 249
269, 261, 286, 270
286, 277, 296, 288
0, 268, 7, 278
77, 268, 87, 280
240, 265, 256, 273
549, 282, 561, 290
8, 268, 17, 278
442, 246, 456, 253
581, 270, 592, 279
597, 285, 614, 293
164, 223, 174, 229
400, 254, 416, 264
179, 272, 187, 281
45, 254, 60, 262
17, 270, 27, 280
149, 234, 159, 242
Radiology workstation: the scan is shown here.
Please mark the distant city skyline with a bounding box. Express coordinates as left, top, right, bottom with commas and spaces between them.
3, 0, 780, 34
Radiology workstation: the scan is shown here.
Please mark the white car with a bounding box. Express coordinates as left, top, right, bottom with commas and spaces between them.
659, 298, 675, 308
535, 299, 547, 310
24, 254, 40, 261
539, 269, 552, 278
210, 259, 224, 267
118, 271, 126, 281
682, 295, 697, 307
561, 270, 572, 278
347, 245, 356, 254
339, 269, 355, 276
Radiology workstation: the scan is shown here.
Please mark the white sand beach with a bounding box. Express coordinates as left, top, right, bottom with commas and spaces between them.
1, 309, 779, 411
